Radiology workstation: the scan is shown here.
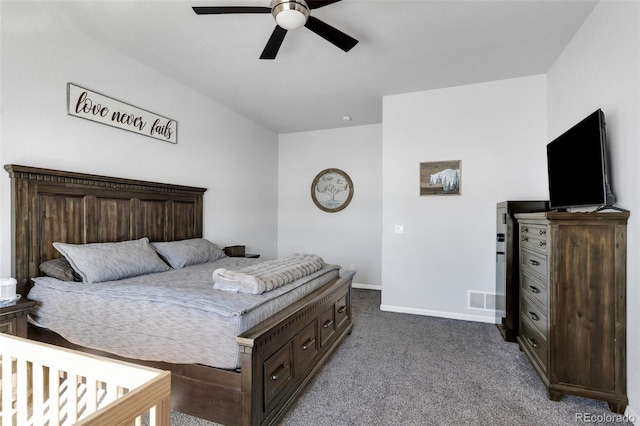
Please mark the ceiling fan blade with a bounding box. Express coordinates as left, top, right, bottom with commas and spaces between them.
307, 0, 342, 9
192, 6, 271, 15
260, 26, 288, 59
304, 16, 358, 52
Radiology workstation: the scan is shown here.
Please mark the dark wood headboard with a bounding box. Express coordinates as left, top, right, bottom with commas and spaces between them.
5, 164, 207, 296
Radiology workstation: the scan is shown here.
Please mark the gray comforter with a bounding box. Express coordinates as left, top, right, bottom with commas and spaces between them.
28, 257, 340, 369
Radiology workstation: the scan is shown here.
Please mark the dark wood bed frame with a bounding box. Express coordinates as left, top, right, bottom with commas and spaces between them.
5, 164, 354, 426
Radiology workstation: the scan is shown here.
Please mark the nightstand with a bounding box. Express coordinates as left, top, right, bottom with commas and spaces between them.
0, 298, 36, 338
224, 246, 260, 258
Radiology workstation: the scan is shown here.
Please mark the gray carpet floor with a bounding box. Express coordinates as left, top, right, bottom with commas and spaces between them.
166, 289, 634, 426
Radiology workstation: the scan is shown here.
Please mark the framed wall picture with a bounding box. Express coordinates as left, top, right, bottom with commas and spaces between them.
420, 160, 461, 195
311, 168, 354, 213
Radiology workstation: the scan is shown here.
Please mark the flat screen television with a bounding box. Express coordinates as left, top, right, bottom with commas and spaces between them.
546, 109, 616, 210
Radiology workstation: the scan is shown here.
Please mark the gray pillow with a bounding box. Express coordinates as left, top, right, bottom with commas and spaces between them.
152, 238, 225, 269
53, 237, 170, 284
39, 257, 82, 282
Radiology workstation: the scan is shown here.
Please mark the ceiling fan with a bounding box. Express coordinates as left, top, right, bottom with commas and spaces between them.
193, 0, 358, 59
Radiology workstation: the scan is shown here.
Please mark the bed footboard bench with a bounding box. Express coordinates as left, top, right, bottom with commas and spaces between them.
238, 270, 354, 426
162, 270, 355, 425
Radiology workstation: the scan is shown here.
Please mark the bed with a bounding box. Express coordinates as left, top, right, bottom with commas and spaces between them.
4, 164, 354, 426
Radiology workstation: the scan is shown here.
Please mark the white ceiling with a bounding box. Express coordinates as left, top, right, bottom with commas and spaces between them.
26, 0, 598, 134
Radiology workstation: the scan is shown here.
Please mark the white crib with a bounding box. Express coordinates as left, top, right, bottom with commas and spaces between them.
0, 333, 171, 426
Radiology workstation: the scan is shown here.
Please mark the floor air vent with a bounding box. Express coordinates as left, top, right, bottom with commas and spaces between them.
468, 291, 498, 311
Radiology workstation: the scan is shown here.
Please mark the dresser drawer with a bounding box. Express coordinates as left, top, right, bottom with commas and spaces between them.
521, 249, 547, 279
520, 224, 548, 253
521, 270, 548, 310
520, 319, 548, 375
521, 295, 548, 341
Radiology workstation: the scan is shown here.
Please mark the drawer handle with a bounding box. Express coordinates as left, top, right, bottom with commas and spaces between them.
337, 306, 347, 314
521, 236, 528, 242
528, 259, 539, 266
528, 285, 540, 294
539, 229, 546, 235
301, 337, 316, 351
539, 241, 546, 247
270, 363, 289, 381
522, 226, 528, 232
528, 311, 540, 321
526, 336, 539, 348
323, 319, 334, 329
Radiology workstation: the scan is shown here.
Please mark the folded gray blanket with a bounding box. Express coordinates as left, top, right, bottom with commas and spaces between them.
212, 253, 324, 294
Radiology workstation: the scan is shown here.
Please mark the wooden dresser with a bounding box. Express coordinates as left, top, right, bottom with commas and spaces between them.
515, 211, 629, 413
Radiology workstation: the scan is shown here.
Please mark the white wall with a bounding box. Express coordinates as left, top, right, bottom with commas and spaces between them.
547, 0, 639, 419
381, 75, 548, 322
0, 1, 279, 278
278, 125, 382, 287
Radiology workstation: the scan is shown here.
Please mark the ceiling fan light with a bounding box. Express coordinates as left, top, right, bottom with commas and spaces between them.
276, 9, 306, 30
272, 1, 309, 30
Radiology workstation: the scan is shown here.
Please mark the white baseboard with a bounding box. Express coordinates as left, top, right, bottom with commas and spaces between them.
352, 283, 381, 291
626, 405, 639, 425
353, 285, 497, 323
380, 304, 497, 324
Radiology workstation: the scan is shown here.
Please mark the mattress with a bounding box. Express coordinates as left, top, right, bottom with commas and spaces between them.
27, 256, 340, 369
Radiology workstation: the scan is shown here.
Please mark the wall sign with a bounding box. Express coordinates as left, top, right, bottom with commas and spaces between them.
67, 83, 177, 144
311, 168, 354, 213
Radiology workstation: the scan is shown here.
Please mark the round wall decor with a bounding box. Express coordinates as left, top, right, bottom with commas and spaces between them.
311, 168, 354, 213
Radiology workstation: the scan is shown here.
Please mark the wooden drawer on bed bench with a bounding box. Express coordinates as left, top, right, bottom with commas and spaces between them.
263, 343, 293, 411
335, 293, 349, 330
320, 305, 336, 347
263, 318, 321, 412
294, 319, 319, 373
320, 293, 350, 348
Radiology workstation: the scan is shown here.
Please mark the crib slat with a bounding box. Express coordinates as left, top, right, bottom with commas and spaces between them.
103, 381, 117, 407
1, 355, 13, 426
49, 366, 61, 425
149, 405, 157, 425
67, 373, 79, 424
16, 358, 28, 426
84, 377, 98, 418
32, 362, 45, 425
